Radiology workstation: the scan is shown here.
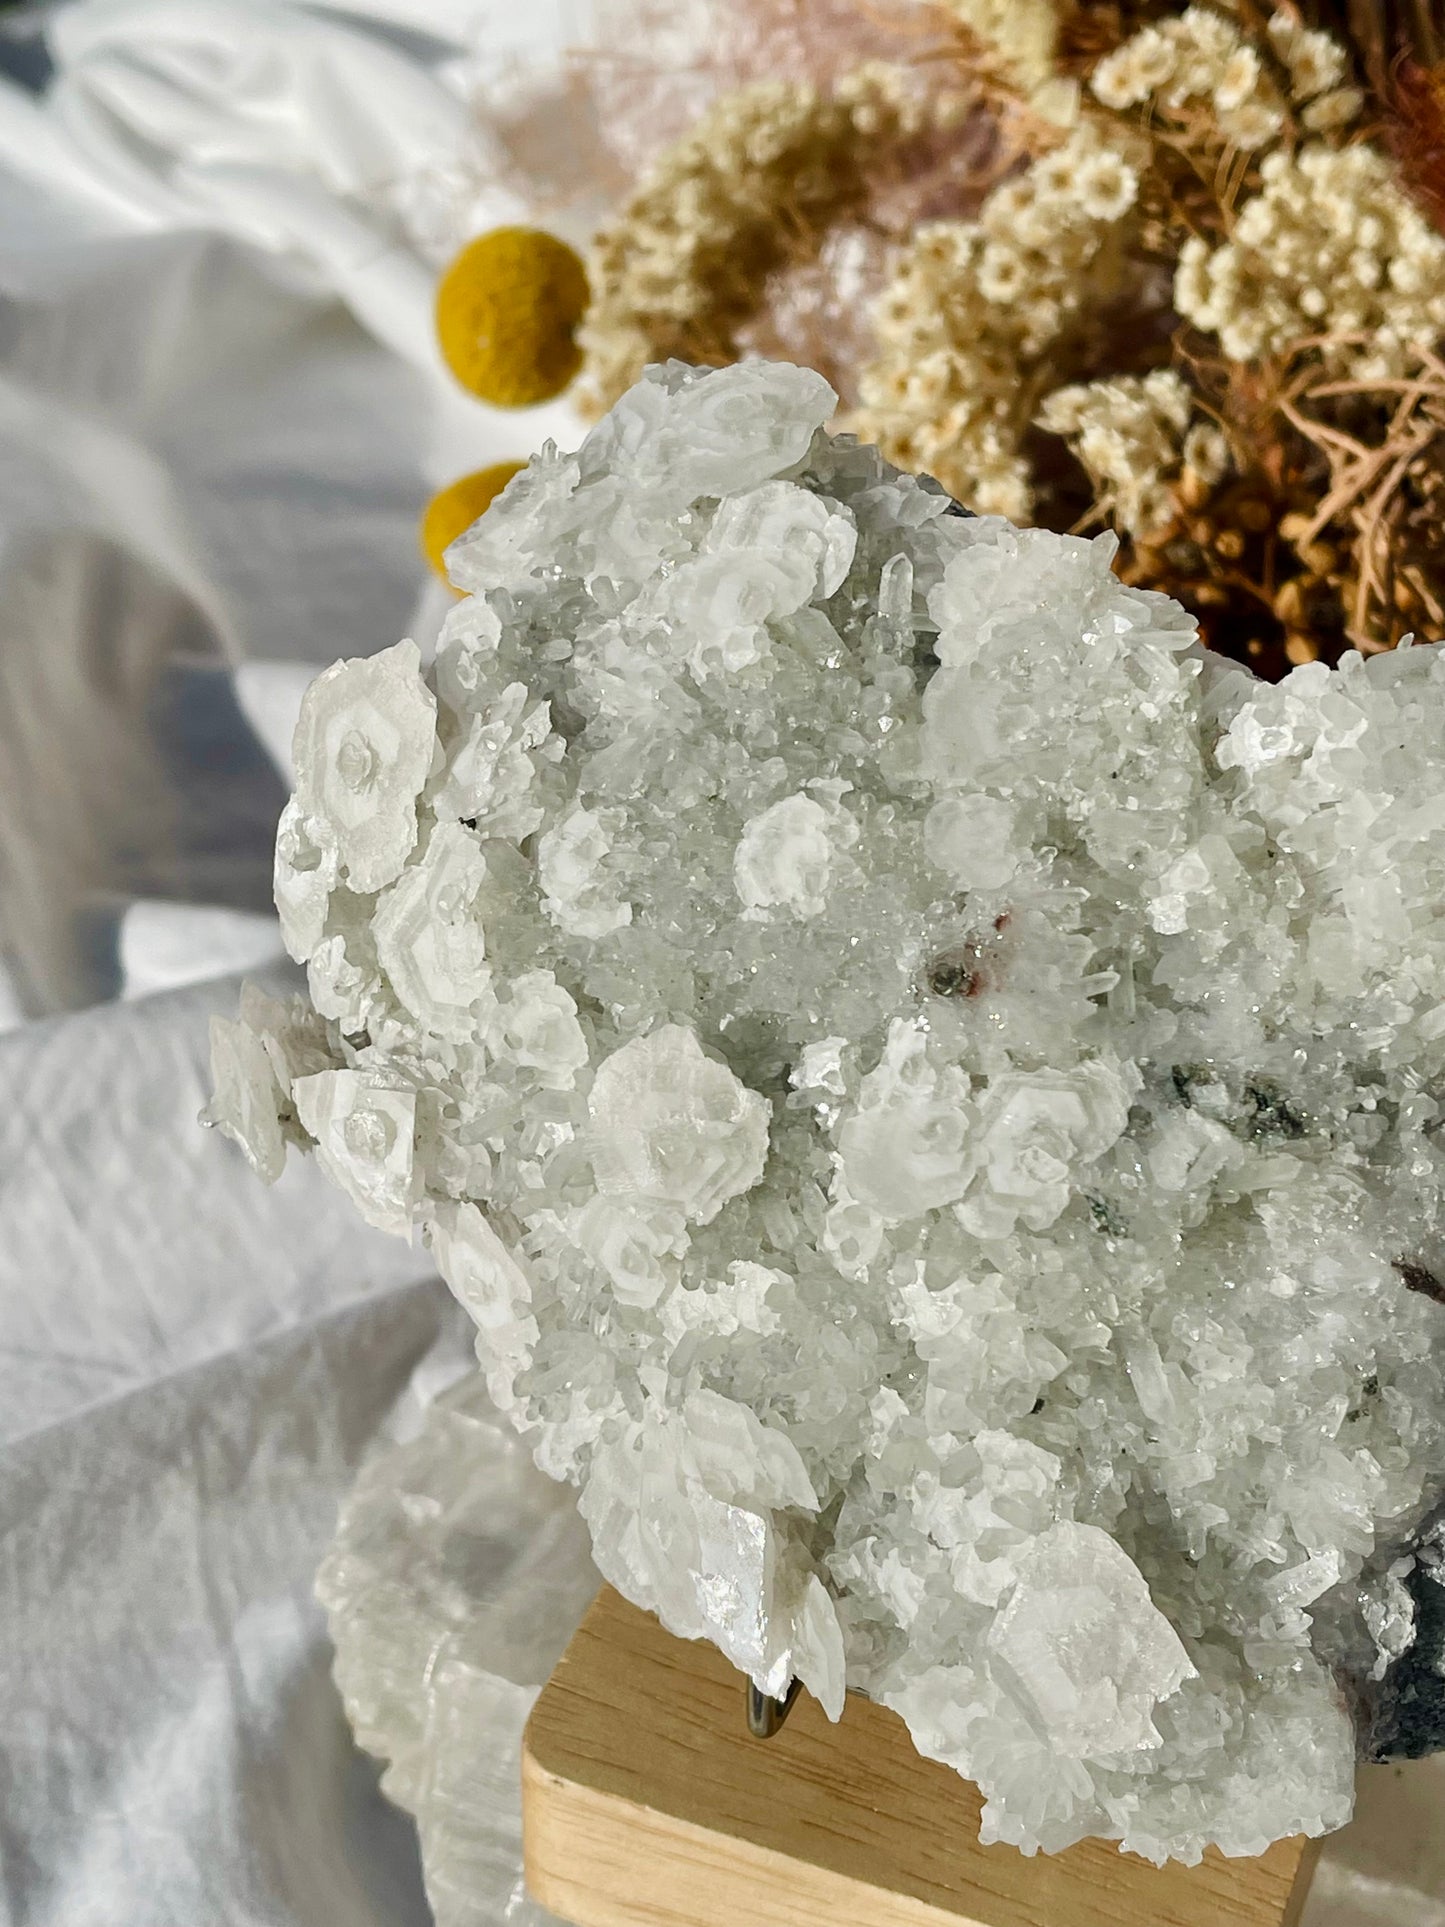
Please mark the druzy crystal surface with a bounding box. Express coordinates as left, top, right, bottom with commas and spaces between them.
211, 359, 1445, 1862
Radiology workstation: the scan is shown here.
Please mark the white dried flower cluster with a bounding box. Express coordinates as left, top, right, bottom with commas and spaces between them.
1091, 6, 1358, 150
939, 0, 1065, 105
1265, 8, 1364, 129
1037, 370, 1229, 538
577, 66, 946, 415
857, 122, 1144, 518
1176, 144, 1445, 379
212, 360, 1445, 1862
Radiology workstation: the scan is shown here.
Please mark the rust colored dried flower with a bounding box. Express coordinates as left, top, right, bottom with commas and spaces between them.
1387, 57, 1445, 236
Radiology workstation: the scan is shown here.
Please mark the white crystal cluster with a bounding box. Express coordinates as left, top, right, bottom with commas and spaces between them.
211, 359, 1445, 1863
316, 1375, 596, 1927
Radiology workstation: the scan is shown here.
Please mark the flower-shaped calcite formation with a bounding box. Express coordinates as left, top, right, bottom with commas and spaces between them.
982, 1523, 1195, 1757
292, 1070, 418, 1236
292, 638, 437, 896
734, 790, 860, 919
587, 1026, 771, 1225
965, 1060, 1137, 1238
204, 982, 332, 1182
207, 1017, 290, 1185
579, 1388, 845, 1720
427, 1201, 539, 1422
216, 358, 1445, 1864
373, 822, 492, 1037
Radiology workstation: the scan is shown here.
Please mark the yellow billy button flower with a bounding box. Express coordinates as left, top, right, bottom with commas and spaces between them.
420, 461, 526, 583
435, 226, 588, 407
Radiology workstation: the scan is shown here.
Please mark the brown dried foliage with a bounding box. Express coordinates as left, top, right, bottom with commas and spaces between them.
1025, 27, 1445, 678
1387, 56, 1445, 235
1301, 0, 1444, 96
1093, 327, 1445, 676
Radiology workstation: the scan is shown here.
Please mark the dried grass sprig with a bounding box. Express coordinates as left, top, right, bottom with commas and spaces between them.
1282, 345, 1445, 647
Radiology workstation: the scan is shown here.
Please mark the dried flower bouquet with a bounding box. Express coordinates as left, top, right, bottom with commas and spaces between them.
553, 0, 1445, 674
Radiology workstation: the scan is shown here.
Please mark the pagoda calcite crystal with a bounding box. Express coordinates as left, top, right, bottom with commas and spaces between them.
209, 358, 1445, 1863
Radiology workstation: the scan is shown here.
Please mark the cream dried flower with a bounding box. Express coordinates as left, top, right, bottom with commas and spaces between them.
1038, 370, 1198, 538
1091, 5, 1295, 151
856, 122, 1144, 515
578, 66, 942, 415
1175, 144, 1445, 378
939, 0, 1059, 93
1266, 11, 1348, 102
1092, 24, 1177, 109
1182, 421, 1230, 489
1075, 150, 1139, 222
1214, 45, 1264, 116
1302, 87, 1364, 131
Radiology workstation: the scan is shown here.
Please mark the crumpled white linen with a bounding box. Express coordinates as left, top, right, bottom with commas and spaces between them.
0, 965, 445, 1447
0, 970, 479, 1927
8, 0, 593, 374
117, 900, 285, 1001
0, 0, 586, 1018
0, 222, 434, 1013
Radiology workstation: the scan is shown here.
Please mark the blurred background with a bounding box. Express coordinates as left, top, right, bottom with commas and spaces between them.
0, 0, 599, 1021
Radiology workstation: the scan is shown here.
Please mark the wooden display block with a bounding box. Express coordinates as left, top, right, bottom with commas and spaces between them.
522, 1586, 1320, 1927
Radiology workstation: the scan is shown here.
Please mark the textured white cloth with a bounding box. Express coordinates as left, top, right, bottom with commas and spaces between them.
0, 0, 586, 1017
0, 9, 585, 1924
0, 220, 431, 1012
0, 971, 478, 1927
7, 0, 591, 370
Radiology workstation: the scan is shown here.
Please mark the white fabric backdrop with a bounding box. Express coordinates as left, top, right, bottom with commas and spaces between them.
0, 8, 587, 1924
0, 0, 589, 1018
0, 2, 1440, 1923
0, 972, 472, 1927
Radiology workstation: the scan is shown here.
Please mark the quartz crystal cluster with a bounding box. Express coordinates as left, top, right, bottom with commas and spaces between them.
210, 358, 1445, 1863
316, 1376, 596, 1927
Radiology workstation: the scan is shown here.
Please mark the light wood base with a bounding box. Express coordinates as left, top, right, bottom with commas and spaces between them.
522, 1587, 1320, 1927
